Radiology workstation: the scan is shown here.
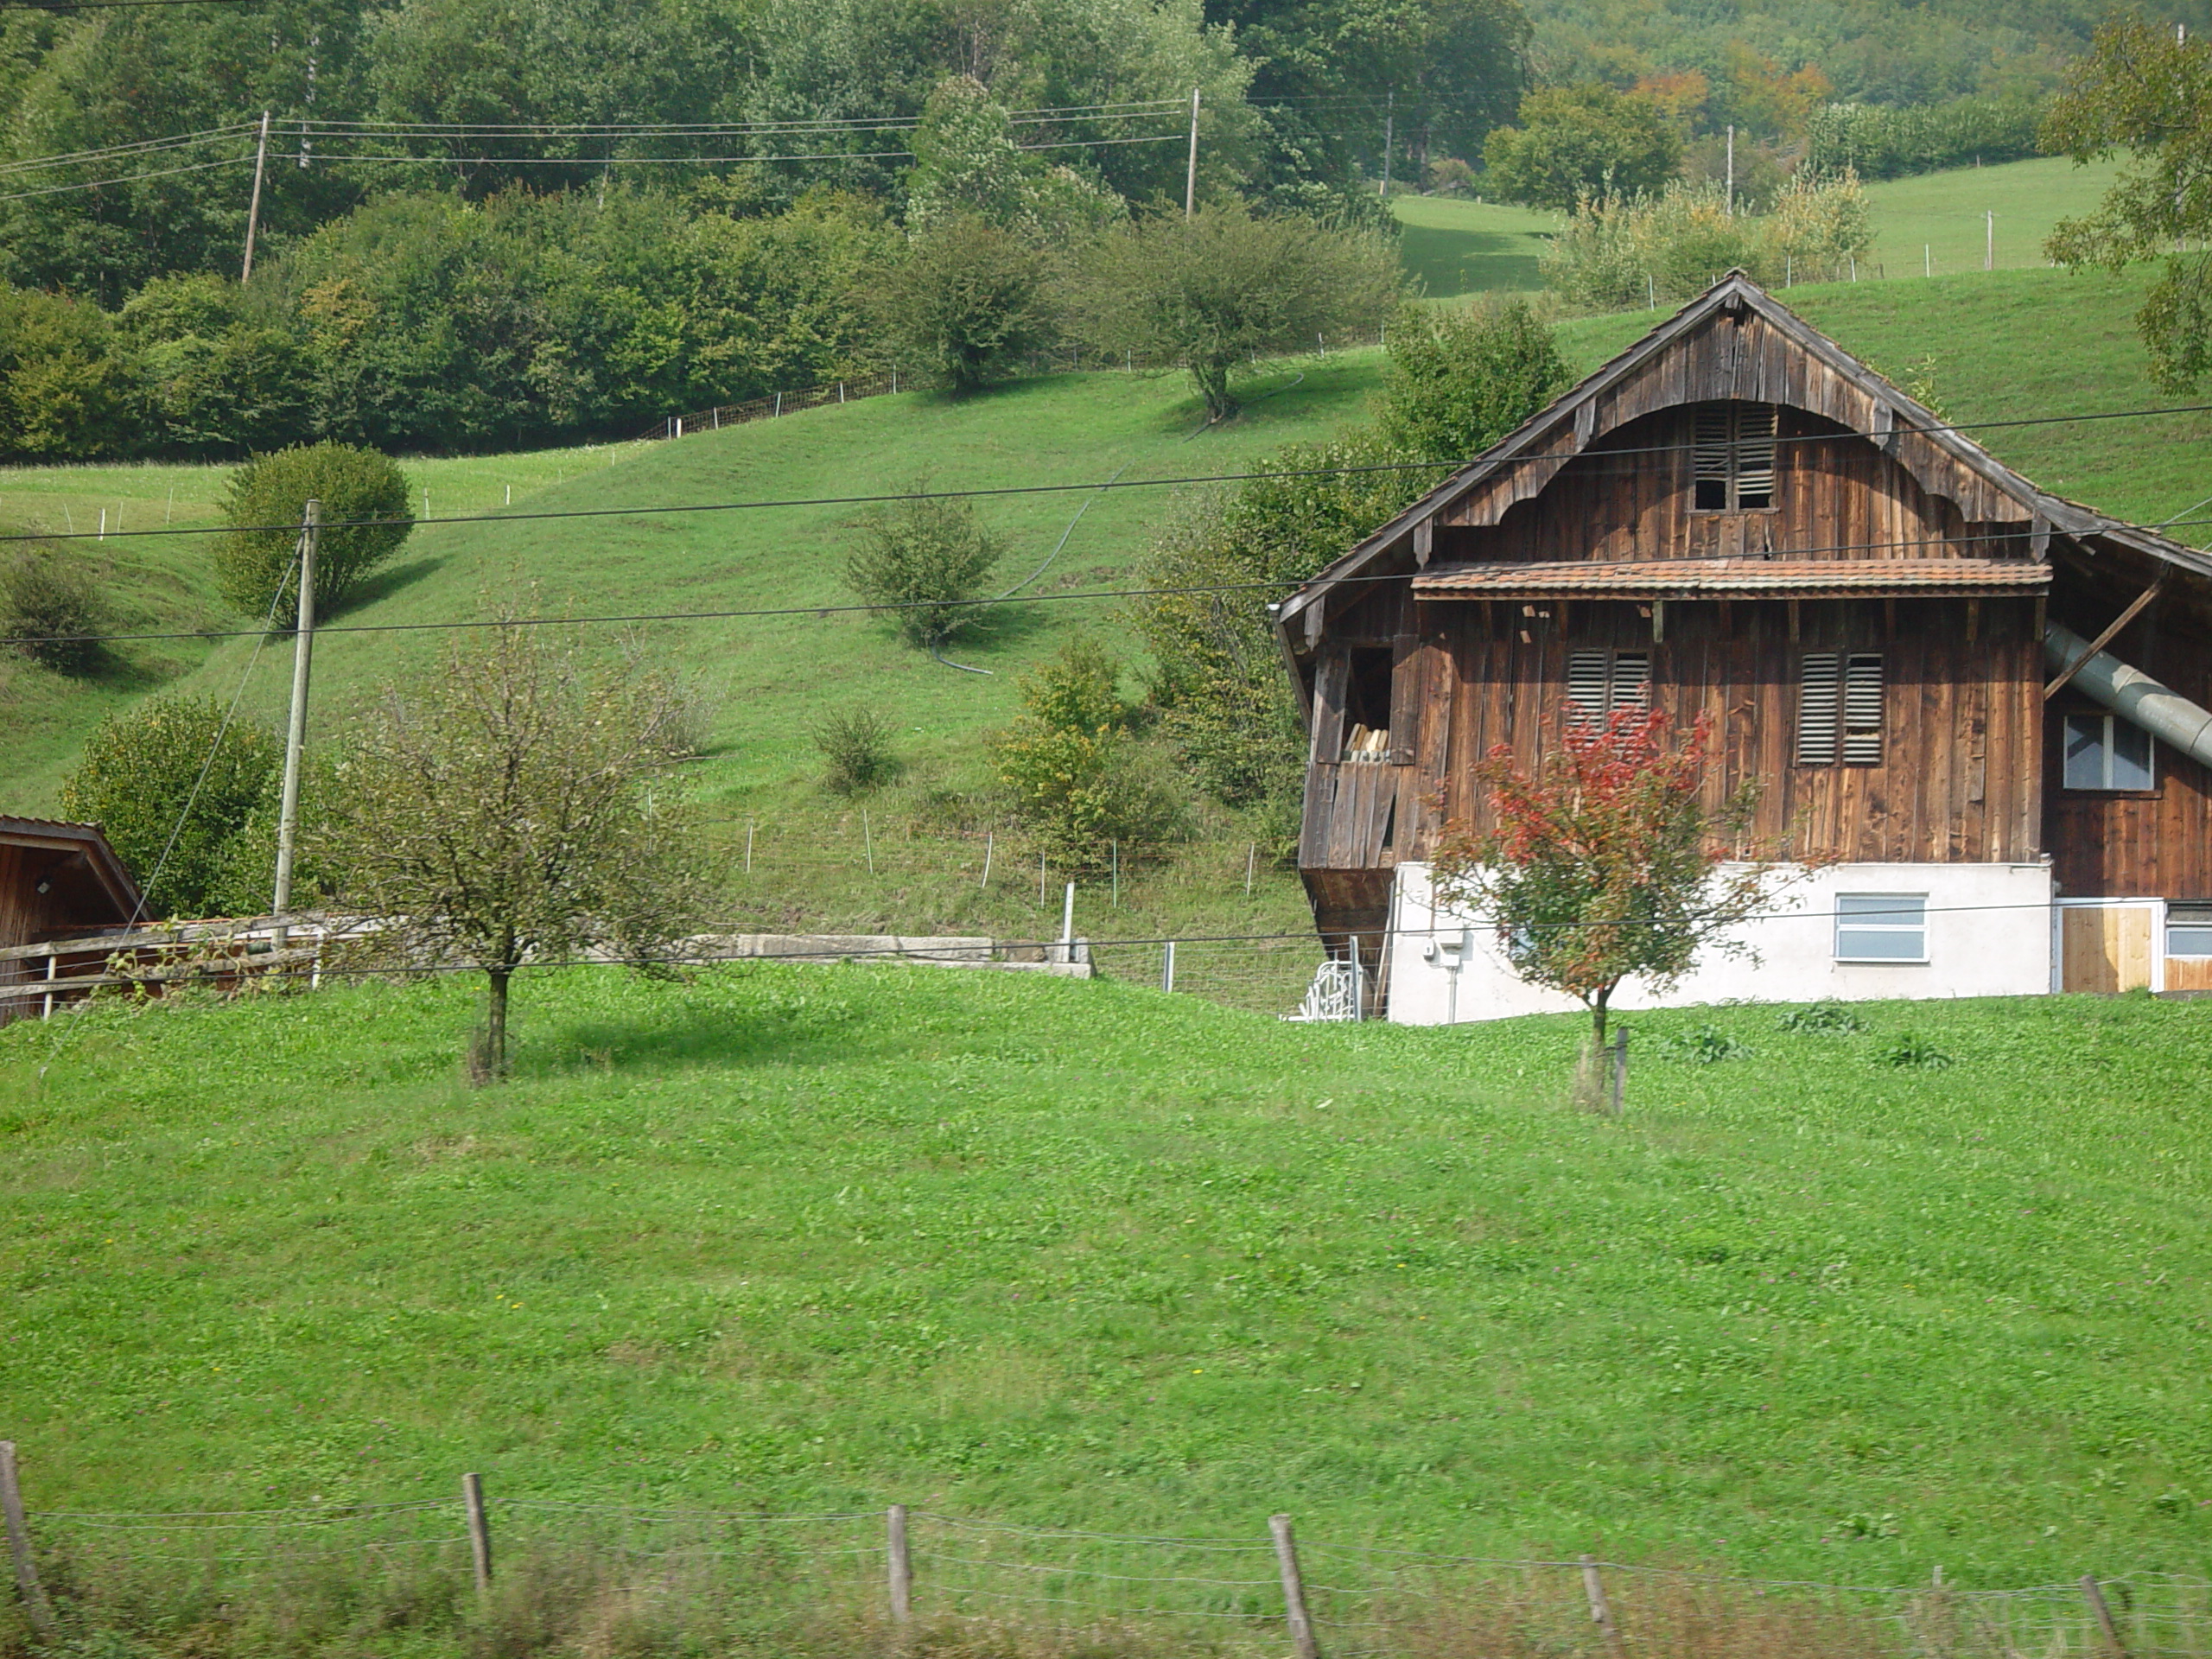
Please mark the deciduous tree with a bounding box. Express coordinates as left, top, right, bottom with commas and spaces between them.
1429, 707, 1796, 1107
320, 619, 712, 1081
1481, 85, 1682, 210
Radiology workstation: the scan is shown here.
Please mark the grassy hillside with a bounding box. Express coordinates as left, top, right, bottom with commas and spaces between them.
5, 970, 2211, 1588
1396, 154, 2127, 302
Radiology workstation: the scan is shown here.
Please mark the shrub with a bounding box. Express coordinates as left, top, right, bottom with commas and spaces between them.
1, 541, 105, 673
1803, 95, 2045, 181
1778, 1000, 1865, 1033
875, 212, 1054, 393
812, 707, 902, 794
1878, 1032, 1953, 1070
213, 442, 415, 620
1656, 1023, 1750, 1063
1376, 298, 1573, 464
990, 639, 1187, 868
58, 694, 283, 918
845, 490, 1002, 651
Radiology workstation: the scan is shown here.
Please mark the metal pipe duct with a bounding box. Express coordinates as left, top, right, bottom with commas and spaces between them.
2044, 620, 2212, 772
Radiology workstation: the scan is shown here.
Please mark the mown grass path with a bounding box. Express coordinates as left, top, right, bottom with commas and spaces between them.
4, 971, 2209, 1585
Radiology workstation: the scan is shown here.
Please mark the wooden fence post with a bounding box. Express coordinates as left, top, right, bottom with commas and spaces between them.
0, 1442, 55, 1636
1580, 1556, 1625, 1659
461, 1472, 493, 1597
887, 1504, 913, 1624
2082, 1574, 2128, 1656
1269, 1514, 1319, 1659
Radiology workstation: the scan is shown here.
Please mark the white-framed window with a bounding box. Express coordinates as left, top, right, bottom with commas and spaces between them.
1797, 652, 1884, 765
2168, 904, 2212, 957
1692, 402, 1777, 511
1835, 893, 1928, 963
2063, 713, 2155, 791
1566, 649, 1649, 728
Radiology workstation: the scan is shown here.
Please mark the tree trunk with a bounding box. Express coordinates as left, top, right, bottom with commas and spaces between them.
1573, 988, 1617, 1114
480, 968, 511, 1084
1195, 359, 1237, 423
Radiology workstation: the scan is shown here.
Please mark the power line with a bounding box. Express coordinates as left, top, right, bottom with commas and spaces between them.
10, 398, 2210, 550
12, 512, 2212, 652
0, 153, 251, 202
0, 123, 256, 176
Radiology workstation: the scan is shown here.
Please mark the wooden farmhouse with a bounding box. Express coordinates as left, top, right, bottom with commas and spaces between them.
1274, 272, 2212, 1022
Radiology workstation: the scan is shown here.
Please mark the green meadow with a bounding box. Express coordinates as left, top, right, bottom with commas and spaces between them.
4, 969, 2210, 1590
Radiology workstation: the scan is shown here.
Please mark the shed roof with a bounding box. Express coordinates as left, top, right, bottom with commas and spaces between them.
1411, 557, 2053, 601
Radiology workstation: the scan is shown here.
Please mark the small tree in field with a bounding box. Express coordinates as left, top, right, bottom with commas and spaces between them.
845, 489, 1002, 652
1430, 707, 1796, 1109
321, 620, 711, 1082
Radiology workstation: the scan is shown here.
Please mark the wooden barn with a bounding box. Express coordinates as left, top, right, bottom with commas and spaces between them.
0, 817, 144, 1024
1273, 271, 2212, 1021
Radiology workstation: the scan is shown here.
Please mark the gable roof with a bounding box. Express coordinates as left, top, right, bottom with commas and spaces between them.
0, 816, 146, 923
1274, 271, 2212, 652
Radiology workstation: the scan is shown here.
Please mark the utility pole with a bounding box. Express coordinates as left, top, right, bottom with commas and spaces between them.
1725, 124, 1734, 216
241, 110, 271, 281
1185, 86, 1200, 216
271, 498, 320, 952
1379, 90, 1394, 197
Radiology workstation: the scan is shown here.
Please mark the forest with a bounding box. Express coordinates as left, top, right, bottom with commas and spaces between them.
0, 0, 2191, 457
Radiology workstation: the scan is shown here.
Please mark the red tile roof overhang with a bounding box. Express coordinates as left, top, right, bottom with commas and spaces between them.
1410, 557, 2052, 601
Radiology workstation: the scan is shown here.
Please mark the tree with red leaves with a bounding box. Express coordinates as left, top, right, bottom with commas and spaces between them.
1431, 705, 1798, 1103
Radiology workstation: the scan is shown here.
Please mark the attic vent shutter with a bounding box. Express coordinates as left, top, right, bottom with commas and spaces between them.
1797, 652, 1840, 765
1692, 403, 1777, 510
1567, 651, 1610, 727
1611, 652, 1649, 712
1734, 404, 1777, 509
1693, 405, 1732, 510
1842, 652, 1885, 763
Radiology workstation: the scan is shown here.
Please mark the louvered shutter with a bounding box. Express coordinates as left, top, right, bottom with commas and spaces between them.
1734, 404, 1777, 509
1567, 651, 1610, 727
1798, 652, 1840, 764
1611, 652, 1649, 713
1693, 405, 1732, 510
1842, 653, 1884, 763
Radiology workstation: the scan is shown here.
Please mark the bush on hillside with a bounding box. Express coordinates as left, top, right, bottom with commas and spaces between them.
989, 639, 1188, 869
1, 541, 107, 674
876, 213, 1056, 393
1803, 95, 2046, 181
1540, 172, 1872, 312
812, 707, 902, 795
1376, 298, 1572, 463
0, 286, 139, 461
845, 490, 1003, 652
213, 442, 414, 621
58, 695, 283, 918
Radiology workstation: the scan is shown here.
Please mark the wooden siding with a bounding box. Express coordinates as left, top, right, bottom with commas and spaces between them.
1435, 306, 2023, 537
1437, 405, 2021, 569
1303, 592, 2042, 868
2044, 578, 2212, 900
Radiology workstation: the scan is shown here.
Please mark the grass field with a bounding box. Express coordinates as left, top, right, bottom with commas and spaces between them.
1390, 194, 1560, 299
4, 969, 2211, 1591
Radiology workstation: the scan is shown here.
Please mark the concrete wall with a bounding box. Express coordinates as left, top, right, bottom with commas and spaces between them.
1382, 861, 2056, 1025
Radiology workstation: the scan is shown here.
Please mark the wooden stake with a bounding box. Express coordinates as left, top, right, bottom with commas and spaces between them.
863, 809, 874, 876
1580, 1555, 1626, 1659
462, 1471, 493, 1597
0, 1442, 54, 1636
2082, 1574, 2128, 1656
1269, 1515, 1319, 1659
1161, 941, 1176, 993
981, 830, 993, 889
887, 1504, 913, 1624
1111, 839, 1120, 907
745, 821, 754, 874
1245, 842, 1256, 895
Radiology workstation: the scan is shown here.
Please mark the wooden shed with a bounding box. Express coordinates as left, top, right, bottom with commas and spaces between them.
1274, 272, 2212, 1020
0, 817, 145, 1024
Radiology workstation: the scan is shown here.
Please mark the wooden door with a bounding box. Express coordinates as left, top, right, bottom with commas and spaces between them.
2062, 906, 2155, 993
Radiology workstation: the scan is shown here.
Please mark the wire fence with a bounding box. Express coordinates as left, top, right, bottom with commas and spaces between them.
15, 1487, 2212, 1658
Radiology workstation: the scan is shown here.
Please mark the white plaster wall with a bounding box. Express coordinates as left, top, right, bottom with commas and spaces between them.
1382, 861, 2056, 1025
